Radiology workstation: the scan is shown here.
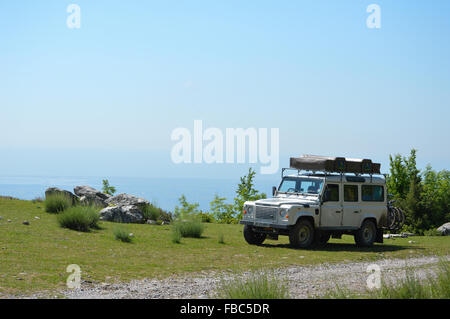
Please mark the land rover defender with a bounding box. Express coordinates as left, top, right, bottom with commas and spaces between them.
240, 155, 404, 248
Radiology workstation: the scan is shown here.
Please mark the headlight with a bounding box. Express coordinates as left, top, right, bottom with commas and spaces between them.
279, 208, 289, 218
243, 205, 254, 217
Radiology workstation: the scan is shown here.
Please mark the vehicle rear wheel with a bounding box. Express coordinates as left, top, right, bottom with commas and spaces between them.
243, 225, 267, 245
289, 219, 315, 248
354, 219, 377, 247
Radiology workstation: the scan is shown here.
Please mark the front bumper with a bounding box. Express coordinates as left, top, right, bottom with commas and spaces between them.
239, 220, 289, 229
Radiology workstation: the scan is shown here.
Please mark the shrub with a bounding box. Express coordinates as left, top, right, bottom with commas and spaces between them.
113, 226, 133, 243
423, 229, 442, 236
141, 204, 161, 221
172, 217, 205, 238
102, 179, 116, 196
171, 228, 182, 244
216, 272, 290, 299
45, 193, 72, 213
197, 211, 215, 223
57, 206, 100, 232
218, 233, 225, 244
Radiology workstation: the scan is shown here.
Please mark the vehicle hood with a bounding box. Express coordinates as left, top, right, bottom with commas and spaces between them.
252, 195, 319, 207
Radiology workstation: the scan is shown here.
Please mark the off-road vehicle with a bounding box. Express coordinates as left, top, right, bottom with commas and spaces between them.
240, 155, 404, 248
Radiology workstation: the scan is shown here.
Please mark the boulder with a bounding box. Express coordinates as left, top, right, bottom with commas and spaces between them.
74, 186, 110, 207
99, 205, 144, 224
105, 193, 149, 208
437, 222, 450, 236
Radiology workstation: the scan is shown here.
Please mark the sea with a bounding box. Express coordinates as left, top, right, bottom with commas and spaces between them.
0, 175, 280, 212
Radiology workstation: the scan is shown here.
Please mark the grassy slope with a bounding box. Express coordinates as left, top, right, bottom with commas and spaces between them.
0, 198, 449, 295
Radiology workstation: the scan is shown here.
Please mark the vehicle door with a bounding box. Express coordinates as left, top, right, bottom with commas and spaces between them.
320, 183, 343, 227
341, 184, 361, 228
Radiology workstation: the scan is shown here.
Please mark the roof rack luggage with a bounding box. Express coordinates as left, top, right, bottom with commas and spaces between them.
289, 155, 381, 175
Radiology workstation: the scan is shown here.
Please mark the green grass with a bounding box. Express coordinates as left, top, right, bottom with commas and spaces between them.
324, 260, 450, 299
0, 198, 449, 296
216, 272, 290, 299
141, 204, 161, 222
44, 193, 72, 214
113, 226, 133, 243
57, 206, 100, 232
172, 217, 205, 238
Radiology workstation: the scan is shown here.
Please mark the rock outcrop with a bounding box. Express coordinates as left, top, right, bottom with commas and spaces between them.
99, 205, 144, 224
437, 222, 450, 236
74, 186, 111, 208
99, 193, 150, 224
104, 193, 149, 208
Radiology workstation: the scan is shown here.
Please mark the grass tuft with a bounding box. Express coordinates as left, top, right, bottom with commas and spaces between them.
172, 217, 205, 238
216, 272, 290, 299
218, 233, 225, 244
45, 193, 72, 213
113, 226, 133, 243
325, 259, 450, 299
57, 206, 100, 232
171, 228, 182, 244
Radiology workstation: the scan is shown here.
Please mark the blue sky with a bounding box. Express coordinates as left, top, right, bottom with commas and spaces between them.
1, 0, 449, 179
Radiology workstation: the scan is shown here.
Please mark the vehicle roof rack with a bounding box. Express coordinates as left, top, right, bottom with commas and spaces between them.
289, 154, 381, 175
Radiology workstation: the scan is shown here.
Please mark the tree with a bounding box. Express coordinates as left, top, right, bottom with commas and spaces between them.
174, 194, 200, 219
388, 150, 450, 234
102, 179, 116, 196
210, 194, 236, 224
233, 168, 267, 221
387, 149, 420, 199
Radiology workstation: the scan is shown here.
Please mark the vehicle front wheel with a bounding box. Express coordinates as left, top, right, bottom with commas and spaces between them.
289, 219, 315, 248
243, 225, 267, 245
354, 219, 377, 247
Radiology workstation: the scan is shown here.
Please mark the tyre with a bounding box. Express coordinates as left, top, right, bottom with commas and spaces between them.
354, 219, 377, 247
243, 225, 267, 245
289, 219, 315, 248
313, 230, 331, 247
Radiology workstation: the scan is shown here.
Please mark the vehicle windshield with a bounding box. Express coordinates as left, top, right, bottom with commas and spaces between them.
278, 177, 324, 195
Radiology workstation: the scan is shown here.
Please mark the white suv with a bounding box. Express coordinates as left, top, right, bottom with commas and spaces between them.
240, 155, 399, 248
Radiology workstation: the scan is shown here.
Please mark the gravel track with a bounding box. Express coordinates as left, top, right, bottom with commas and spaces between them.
59, 255, 448, 299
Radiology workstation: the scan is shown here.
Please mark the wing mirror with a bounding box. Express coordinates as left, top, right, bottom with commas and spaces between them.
272, 186, 277, 196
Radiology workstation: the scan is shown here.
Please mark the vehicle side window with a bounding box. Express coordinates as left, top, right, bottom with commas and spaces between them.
323, 184, 339, 202
344, 185, 358, 202
362, 185, 384, 202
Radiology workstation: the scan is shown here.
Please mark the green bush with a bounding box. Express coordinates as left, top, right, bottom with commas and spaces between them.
197, 211, 215, 223
172, 217, 205, 238
45, 193, 73, 213
141, 204, 161, 221
142, 203, 172, 223
423, 229, 442, 236
57, 206, 100, 232
218, 233, 225, 244
113, 227, 133, 243
171, 228, 182, 244
216, 272, 290, 299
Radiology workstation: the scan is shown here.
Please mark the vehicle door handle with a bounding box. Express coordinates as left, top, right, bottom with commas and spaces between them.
335, 211, 341, 213
354, 211, 359, 213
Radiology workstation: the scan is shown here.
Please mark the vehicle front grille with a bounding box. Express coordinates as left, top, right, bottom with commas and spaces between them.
255, 205, 277, 220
